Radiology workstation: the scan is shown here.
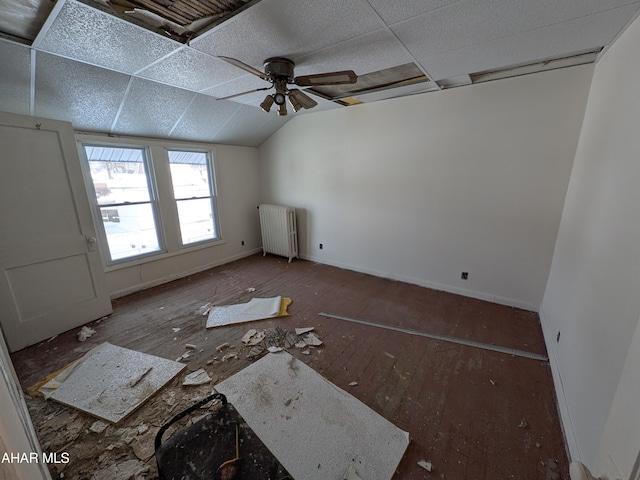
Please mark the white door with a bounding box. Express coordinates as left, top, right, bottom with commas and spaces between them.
0, 112, 112, 352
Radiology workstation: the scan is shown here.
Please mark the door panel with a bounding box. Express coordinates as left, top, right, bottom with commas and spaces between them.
0, 112, 112, 351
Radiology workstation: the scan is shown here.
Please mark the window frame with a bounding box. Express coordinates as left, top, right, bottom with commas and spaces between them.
80, 142, 166, 266
166, 148, 221, 248
77, 134, 225, 271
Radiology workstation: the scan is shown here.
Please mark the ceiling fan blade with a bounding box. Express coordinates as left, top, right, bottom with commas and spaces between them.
294, 70, 357, 86
288, 89, 318, 109
216, 87, 271, 101
218, 56, 270, 81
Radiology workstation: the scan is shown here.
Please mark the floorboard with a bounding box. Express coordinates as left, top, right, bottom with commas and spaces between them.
10, 253, 569, 479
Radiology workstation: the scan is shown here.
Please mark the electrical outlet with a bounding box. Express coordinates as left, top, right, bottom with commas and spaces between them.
461, 272, 468, 280
319, 243, 323, 250
241, 240, 245, 246
557, 331, 561, 343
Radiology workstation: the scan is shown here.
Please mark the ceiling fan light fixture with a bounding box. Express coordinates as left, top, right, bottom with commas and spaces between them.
273, 92, 286, 105
277, 103, 287, 116
260, 94, 274, 113
288, 93, 303, 112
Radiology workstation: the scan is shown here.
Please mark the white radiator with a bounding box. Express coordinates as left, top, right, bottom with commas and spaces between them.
259, 204, 298, 262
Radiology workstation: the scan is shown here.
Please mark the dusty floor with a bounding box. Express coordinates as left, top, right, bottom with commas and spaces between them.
12, 254, 569, 479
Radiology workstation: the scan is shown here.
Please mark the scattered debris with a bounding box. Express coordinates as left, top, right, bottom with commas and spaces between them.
89, 420, 109, 434
303, 332, 323, 346
246, 287, 256, 292
242, 329, 267, 346
137, 424, 149, 435
176, 352, 191, 362
185, 344, 197, 350
172, 327, 181, 333
384, 352, 395, 359
268, 346, 283, 353
77, 326, 96, 342
518, 419, 528, 428
300, 349, 310, 355
222, 353, 237, 362
182, 369, 212, 386
216, 342, 230, 352
536, 442, 541, 448
418, 460, 433, 472
295, 327, 314, 335
348, 381, 358, 387
197, 303, 211, 316
490, 379, 496, 386
46, 335, 58, 342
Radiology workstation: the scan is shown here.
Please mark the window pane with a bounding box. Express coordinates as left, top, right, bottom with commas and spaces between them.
168, 151, 211, 200
85, 146, 151, 204
100, 204, 161, 261
176, 198, 215, 244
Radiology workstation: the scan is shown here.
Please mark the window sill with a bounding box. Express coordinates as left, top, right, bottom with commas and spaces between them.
104, 238, 226, 273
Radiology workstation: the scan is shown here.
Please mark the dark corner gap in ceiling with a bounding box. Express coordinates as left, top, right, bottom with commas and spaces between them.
77, 0, 262, 43
309, 62, 430, 103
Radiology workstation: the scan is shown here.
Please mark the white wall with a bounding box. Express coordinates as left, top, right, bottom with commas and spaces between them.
259, 65, 592, 310
90, 139, 263, 297
540, 14, 640, 475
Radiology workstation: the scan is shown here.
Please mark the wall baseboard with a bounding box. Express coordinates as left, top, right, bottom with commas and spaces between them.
539, 305, 580, 463
300, 254, 539, 312
109, 248, 262, 299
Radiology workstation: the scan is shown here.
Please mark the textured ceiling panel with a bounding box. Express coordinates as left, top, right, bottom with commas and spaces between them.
420, 5, 639, 81
112, 77, 196, 138
210, 104, 271, 146
34, 0, 180, 74
365, 0, 460, 26
137, 47, 245, 92
293, 29, 414, 78
201, 73, 268, 101
0, 40, 31, 116
34, 51, 130, 131
191, 0, 383, 70
169, 93, 242, 142
392, 0, 640, 61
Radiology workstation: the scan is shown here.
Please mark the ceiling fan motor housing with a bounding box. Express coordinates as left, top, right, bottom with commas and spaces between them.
264, 57, 295, 83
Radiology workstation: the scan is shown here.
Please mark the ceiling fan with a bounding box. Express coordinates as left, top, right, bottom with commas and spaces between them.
217, 56, 358, 116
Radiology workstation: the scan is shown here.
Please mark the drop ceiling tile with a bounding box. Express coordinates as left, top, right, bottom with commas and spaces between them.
366, 0, 460, 26
169, 93, 242, 142
0, 40, 31, 116
211, 104, 271, 146
137, 47, 245, 92
34, 0, 180, 74
34, 51, 129, 131
419, 5, 640, 81
112, 78, 196, 138
393, 0, 640, 60
293, 29, 414, 77
191, 0, 384, 70
201, 74, 269, 101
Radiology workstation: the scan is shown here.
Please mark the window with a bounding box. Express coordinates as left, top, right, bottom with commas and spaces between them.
168, 150, 219, 245
83, 145, 162, 263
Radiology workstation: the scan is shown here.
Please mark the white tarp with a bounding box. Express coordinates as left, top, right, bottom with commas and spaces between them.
215, 352, 410, 480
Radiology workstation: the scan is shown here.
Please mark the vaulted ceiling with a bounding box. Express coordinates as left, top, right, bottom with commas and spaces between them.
1, 0, 639, 147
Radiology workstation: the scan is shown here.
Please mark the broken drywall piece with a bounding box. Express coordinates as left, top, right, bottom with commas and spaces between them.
246, 287, 256, 292
303, 332, 323, 346
300, 349, 310, 355
241, 329, 257, 343
172, 327, 181, 333
216, 342, 230, 352
183, 368, 212, 386
344, 463, 363, 480
518, 419, 528, 428
197, 303, 211, 316
206, 296, 289, 328
176, 352, 191, 362
222, 353, 237, 362
349, 382, 358, 387
267, 346, 283, 353
77, 326, 96, 342
295, 327, 314, 335
417, 460, 433, 472
242, 329, 267, 346
294, 340, 307, 349
89, 420, 109, 434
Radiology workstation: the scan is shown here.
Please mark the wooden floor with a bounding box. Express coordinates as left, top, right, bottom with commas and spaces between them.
11, 253, 569, 479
